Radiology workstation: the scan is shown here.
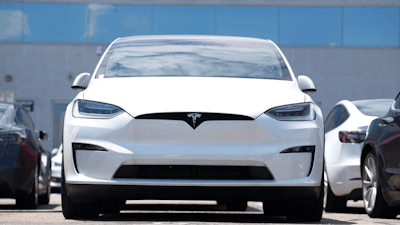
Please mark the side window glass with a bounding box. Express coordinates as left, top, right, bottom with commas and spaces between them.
14, 107, 23, 125
324, 106, 338, 133
340, 107, 349, 123
20, 109, 36, 132
394, 97, 400, 110
333, 105, 349, 128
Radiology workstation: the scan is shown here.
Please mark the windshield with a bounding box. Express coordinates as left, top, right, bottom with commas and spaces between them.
352, 99, 393, 117
96, 37, 291, 80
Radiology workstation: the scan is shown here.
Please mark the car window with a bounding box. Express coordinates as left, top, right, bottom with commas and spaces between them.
352, 99, 393, 116
325, 105, 349, 133
21, 109, 36, 131
96, 38, 292, 80
0, 103, 14, 126
394, 95, 400, 110
325, 106, 339, 133
336, 106, 349, 127
15, 107, 36, 132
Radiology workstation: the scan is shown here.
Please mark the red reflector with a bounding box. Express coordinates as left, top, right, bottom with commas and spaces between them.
350, 178, 361, 181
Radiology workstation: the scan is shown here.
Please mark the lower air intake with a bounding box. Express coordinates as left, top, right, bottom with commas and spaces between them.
114, 165, 273, 180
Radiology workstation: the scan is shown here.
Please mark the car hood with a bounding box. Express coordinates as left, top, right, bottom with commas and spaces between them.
83, 77, 305, 119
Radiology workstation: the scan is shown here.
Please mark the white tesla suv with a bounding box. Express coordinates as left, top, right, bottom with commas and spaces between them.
62, 35, 324, 221
324, 99, 393, 212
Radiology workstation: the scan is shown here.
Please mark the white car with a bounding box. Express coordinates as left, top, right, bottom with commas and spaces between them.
62, 35, 324, 221
50, 144, 62, 192
324, 99, 393, 212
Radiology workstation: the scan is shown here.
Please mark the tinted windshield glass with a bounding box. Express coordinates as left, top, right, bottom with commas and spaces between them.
96, 37, 291, 80
352, 99, 393, 117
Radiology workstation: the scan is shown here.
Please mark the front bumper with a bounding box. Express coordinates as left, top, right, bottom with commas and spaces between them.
63, 104, 324, 201
66, 183, 321, 204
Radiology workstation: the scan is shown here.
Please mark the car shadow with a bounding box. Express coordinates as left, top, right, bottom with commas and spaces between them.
325, 207, 366, 215
91, 204, 355, 224
0, 204, 59, 210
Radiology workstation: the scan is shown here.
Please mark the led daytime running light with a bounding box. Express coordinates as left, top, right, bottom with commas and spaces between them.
265, 103, 316, 121
73, 100, 123, 118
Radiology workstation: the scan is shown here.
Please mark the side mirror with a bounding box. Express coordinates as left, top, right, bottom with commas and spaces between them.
298, 75, 317, 93
51, 148, 58, 156
71, 73, 91, 91
40, 130, 49, 141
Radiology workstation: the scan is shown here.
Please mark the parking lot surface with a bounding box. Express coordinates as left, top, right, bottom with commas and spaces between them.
0, 194, 399, 224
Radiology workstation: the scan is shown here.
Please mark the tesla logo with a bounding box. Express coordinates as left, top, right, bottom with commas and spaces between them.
187, 113, 202, 129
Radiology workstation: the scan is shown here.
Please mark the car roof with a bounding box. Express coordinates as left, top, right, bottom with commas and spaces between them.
350, 99, 393, 105
333, 99, 393, 116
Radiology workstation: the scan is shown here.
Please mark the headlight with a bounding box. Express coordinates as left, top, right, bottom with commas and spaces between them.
73, 100, 123, 118
265, 103, 316, 121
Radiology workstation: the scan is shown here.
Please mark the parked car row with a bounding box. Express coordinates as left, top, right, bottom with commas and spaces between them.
324, 99, 393, 211
2, 35, 399, 222
0, 102, 51, 209
324, 97, 400, 218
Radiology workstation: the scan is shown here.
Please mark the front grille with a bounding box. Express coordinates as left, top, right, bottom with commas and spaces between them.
135, 112, 253, 129
114, 165, 273, 180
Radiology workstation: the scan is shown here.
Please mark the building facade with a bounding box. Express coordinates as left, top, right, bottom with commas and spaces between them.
1, 0, 400, 151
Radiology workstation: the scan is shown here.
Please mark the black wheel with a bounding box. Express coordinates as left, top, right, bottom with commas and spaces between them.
362, 152, 398, 219
226, 200, 247, 211
286, 173, 324, 222
16, 163, 39, 209
324, 171, 347, 212
61, 162, 99, 219
39, 165, 51, 205
100, 199, 121, 215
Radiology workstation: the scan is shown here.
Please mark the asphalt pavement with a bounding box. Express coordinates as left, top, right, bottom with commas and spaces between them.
0, 194, 399, 224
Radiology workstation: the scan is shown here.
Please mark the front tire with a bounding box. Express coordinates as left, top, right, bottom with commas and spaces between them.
286, 173, 324, 222
362, 152, 398, 219
61, 162, 99, 219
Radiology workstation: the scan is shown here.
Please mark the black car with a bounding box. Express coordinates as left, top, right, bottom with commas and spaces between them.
0, 102, 51, 209
361, 93, 400, 218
